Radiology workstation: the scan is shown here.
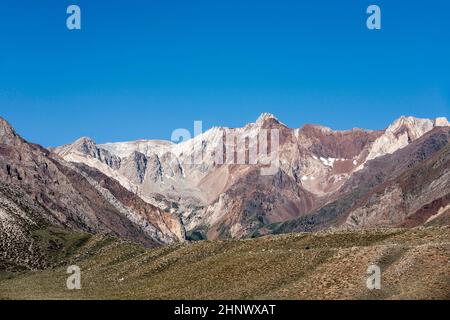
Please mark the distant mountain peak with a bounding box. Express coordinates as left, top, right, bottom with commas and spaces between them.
387, 116, 438, 138
66, 136, 98, 156
435, 117, 450, 127
365, 115, 449, 162
256, 112, 276, 122
73, 136, 96, 145
254, 112, 286, 128
389, 115, 449, 131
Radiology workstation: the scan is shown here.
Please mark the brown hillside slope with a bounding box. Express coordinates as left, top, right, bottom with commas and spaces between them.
0, 227, 448, 300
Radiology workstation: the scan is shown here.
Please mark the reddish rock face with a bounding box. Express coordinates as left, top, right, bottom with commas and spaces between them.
298, 124, 382, 159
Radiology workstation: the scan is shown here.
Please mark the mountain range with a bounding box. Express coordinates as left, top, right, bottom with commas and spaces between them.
1, 113, 450, 271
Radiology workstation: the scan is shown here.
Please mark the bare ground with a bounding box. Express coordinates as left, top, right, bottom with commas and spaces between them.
0, 226, 449, 300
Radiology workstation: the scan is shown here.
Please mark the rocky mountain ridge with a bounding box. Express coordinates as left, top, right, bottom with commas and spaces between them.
52, 113, 450, 239
0, 117, 184, 270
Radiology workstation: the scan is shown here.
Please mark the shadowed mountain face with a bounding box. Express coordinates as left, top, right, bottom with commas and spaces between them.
0, 118, 183, 270
51, 114, 450, 239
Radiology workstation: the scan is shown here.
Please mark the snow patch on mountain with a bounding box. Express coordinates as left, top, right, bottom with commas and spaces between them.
320, 157, 336, 167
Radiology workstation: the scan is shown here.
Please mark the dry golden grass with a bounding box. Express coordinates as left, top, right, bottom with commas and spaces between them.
0, 227, 449, 300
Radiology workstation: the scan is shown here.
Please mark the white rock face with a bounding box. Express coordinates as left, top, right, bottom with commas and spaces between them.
100, 140, 173, 158
435, 117, 450, 127
365, 116, 446, 162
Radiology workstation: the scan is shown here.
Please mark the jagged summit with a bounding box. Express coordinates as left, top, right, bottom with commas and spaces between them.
365, 115, 449, 161
389, 115, 433, 130
256, 112, 277, 123
254, 112, 287, 128
384, 115, 450, 140
76, 136, 99, 150
54, 136, 96, 157
0, 116, 20, 145
73, 136, 96, 145
0, 116, 15, 133
54, 114, 449, 153
389, 115, 449, 131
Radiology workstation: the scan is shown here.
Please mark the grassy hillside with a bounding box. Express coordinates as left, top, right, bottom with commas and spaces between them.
0, 227, 449, 300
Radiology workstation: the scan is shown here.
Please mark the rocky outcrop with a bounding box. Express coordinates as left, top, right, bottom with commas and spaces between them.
344, 131, 450, 229
364, 116, 447, 162
53, 136, 122, 170
118, 151, 148, 184
271, 127, 450, 234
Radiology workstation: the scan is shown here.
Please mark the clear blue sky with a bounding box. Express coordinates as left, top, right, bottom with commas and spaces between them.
0, 0, 449, 147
